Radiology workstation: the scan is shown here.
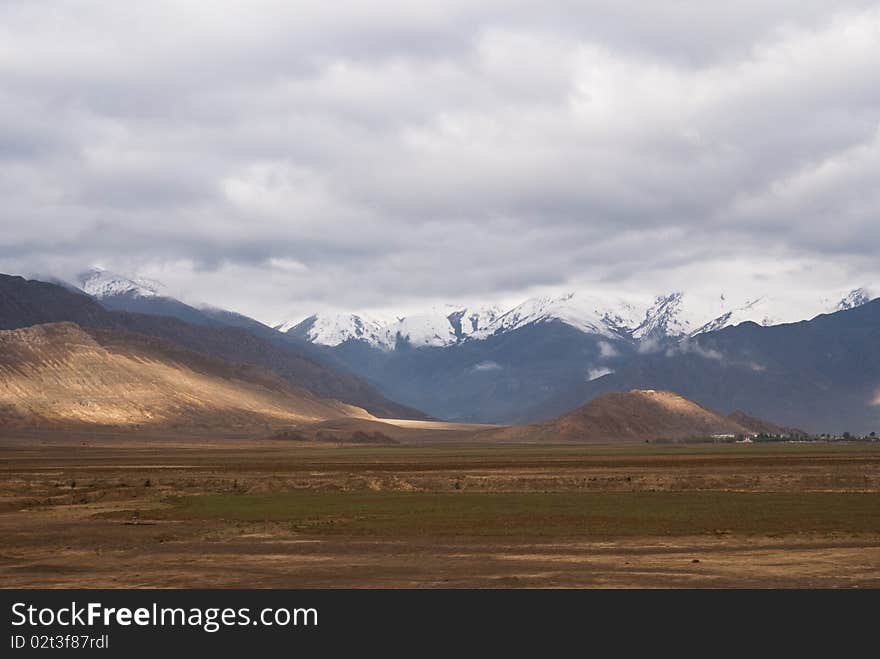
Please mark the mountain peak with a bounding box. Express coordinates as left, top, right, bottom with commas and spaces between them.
485, 291, 640, 340
77, 267, 163, 299
631, 292, 685, 340
278, 312, 392, 348
836, 288, 872, 311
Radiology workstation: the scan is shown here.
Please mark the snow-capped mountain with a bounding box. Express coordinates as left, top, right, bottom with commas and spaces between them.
394, 304, 504, 347
276, 305, 504, 349
475, 293, 641, 340
278, 313, 392, 347
392, 308, 460, 348
448, 305, 503, 340
78, 267, 163, 299
635, 292, 812, 339
279, 287, 876, 349
631, 293, 689, 340
68, 266, 876, 350
649, 289, 876, 338
688, 295, 799, 335
73, 267, 223, 327
275, 293, 652, 349
834, 287, 872, 311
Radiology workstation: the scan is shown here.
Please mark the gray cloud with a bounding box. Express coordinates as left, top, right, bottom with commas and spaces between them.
597, 341, 619, 359
666, 340, 724, 361
1, 1, 878, 323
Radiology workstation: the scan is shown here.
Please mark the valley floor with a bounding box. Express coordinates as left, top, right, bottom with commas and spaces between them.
1, 437, 878, 588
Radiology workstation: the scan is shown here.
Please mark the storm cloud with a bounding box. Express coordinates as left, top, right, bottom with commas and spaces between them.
1, 1, 878, 323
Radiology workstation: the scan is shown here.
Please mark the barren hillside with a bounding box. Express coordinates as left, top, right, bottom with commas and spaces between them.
489, 389, 753, 443
0, 322, 370, 431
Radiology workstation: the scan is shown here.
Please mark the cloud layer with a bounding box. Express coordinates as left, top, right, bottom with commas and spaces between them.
1, 1, 878, 322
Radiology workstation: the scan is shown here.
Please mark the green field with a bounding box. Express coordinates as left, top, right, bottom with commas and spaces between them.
149, 490, 880, 538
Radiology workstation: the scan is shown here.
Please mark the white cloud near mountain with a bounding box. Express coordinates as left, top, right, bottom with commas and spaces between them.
0, 1, 879, 322
597, 341, 619, 359
587, 367, 614, 381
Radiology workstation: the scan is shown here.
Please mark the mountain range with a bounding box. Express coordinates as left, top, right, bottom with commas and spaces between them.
0, 322, 794, 445
275, 287, 873, 348
295, 292, 879, 433
3, 268, 878, 434
72, 267, 873, 350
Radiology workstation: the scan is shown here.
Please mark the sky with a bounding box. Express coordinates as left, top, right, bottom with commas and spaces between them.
1, 1, 878, 325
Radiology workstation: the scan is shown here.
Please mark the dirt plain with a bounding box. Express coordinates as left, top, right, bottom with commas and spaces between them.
1, 433, 878, 588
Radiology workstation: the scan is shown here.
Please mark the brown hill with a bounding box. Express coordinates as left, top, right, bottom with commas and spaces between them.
0, 322, 370, 432
488, 389, 754, 443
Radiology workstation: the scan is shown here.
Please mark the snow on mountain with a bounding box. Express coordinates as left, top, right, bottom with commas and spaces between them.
690, 296, 780, 335
449, 305, 503, 340
78, 267, 163, 299
637, 288, 875, 339
652, 292, 781, 338
277, 305, 504, 349
70, 264, 876, 349
477, 292, 640, 340
632, 293, 689, 340
633, 292, 787, 340
834, 287, 872, 311
382, 304, 502, 347
392, 309, 460, 347
276, 313, 392, 348
274, 286, 879, 349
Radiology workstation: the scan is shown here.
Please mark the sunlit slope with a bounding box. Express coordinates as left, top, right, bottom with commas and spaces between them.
0, 322, 370, 430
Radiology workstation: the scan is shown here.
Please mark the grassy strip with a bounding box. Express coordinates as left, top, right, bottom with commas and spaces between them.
149, 490, 880, 538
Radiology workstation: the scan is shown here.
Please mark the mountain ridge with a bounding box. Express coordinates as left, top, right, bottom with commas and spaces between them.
278, 287, 875, 349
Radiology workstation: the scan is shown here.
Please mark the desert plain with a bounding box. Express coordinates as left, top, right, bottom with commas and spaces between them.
1, 433, 878, 589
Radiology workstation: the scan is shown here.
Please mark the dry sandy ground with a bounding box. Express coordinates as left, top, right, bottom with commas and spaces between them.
1, 436, 878, 588
2, 514, 877, 589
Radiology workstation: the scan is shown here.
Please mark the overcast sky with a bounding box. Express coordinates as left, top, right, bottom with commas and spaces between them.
1, 1, 878, 324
